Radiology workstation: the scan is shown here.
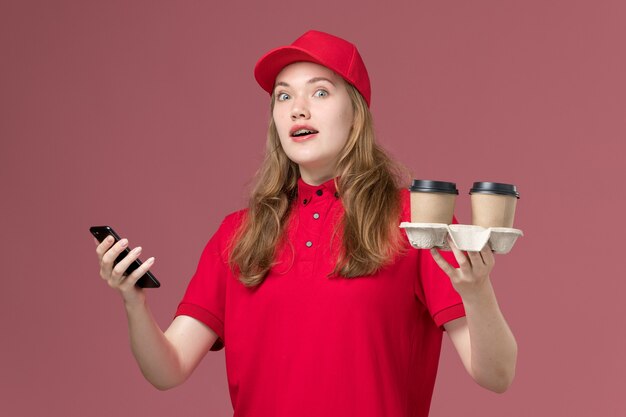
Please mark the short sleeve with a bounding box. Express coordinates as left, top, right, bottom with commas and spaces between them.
175, 211, 243, 351
415, 247, 465, 328
408, 203, 465, 328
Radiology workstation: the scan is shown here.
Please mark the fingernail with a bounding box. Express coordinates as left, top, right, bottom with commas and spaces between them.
106, 236, 113, 242
120, 239, 128, 247
146, 257, 155, 264
132, 246, 142, 254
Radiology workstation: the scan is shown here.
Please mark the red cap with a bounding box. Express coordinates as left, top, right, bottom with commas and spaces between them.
254, 30, 371, 106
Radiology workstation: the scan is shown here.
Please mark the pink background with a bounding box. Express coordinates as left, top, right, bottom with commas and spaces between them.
1, 0, 624, 416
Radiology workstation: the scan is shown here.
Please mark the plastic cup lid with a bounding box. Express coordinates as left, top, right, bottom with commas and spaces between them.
409, 180, 459, 195
469, 182, 520, 198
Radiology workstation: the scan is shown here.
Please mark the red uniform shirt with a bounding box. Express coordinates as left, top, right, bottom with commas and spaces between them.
176, 178, 465, 417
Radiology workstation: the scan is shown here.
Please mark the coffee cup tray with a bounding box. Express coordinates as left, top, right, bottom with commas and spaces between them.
399, 223, 523, 254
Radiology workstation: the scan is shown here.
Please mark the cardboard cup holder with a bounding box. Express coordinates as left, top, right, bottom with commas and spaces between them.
399, 223, 523, 254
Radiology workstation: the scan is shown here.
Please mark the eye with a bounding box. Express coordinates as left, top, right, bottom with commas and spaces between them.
314, 89, 328, 98
276, 92, 290, 101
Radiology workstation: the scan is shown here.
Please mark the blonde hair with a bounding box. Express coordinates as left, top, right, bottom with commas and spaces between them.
229, 83, 409, 286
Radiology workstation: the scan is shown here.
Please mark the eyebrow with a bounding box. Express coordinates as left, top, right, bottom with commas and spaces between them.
274, 77, 336, 90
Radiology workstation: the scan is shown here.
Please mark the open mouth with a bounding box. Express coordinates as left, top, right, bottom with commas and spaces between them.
290, 128, 319, 138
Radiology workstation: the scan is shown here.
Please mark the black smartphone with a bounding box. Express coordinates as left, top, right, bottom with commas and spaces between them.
90, 226, 160, 288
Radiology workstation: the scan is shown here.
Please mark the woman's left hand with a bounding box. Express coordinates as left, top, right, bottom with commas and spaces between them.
429, 238, 495, 300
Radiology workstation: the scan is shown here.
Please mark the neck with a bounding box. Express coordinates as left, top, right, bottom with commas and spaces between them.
299, 167, 335, 186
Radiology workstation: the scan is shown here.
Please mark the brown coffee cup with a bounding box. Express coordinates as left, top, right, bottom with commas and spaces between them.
469, 182, 519, 228
409, 180, 458, 224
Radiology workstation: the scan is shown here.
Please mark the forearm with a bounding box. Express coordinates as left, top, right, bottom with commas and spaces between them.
124, 300, 186, 390
95, 238, 194, 389
462, 279, 517, 392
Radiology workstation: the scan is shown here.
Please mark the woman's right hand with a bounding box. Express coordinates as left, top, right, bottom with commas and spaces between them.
94, 235, 155, 305
94, 235, 217, 390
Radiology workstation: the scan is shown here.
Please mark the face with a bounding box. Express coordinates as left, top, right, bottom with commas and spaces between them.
272, 62, 354, 185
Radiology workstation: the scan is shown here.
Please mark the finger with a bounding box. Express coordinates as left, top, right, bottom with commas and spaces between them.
121, 257, 155, 288
480, 243, 495, 267
100, 239, 129, 280
467, 250, 484, 267
429, 248, 457, 277
112, 246, 143, 280
101, 238, 129, 269
448, 238, 472, 273
95, 235, 115, 259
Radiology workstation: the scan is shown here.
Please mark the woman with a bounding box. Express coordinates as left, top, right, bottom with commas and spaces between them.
95, 30, 517, 417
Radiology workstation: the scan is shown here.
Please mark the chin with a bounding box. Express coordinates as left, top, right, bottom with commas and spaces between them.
285, 151, 320, 166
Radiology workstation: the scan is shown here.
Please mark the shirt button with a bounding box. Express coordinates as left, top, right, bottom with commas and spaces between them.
334, 192, 339, 198
313, 213, 320, 220
306, 241, 313, 248
316, 190, 323, 196
303, 199, 308, 204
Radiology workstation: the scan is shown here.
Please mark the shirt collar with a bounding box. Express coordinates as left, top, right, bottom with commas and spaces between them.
297, 177, 339, 206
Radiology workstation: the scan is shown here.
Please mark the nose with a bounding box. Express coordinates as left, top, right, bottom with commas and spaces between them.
290, 96, 310, 120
